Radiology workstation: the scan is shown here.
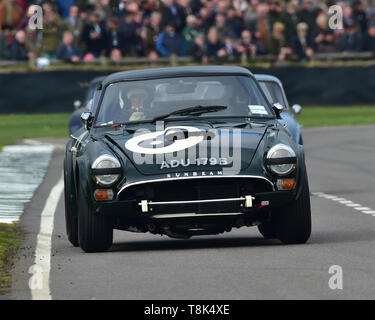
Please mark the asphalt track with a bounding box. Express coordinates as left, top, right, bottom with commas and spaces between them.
7, 126, 375, 299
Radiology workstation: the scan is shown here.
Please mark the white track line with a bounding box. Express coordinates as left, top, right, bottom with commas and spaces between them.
311, 192, 375, 217
29, 176, 64, 300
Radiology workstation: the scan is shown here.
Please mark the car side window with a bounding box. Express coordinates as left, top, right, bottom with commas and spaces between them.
259, 82, 288, 109
91, 87, 102, 115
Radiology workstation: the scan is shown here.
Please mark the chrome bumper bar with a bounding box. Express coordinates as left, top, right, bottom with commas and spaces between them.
138, 195, 255, 213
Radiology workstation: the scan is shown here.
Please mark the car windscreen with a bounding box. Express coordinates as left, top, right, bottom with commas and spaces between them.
259, 81, 288, 109
95, 75, 273, 125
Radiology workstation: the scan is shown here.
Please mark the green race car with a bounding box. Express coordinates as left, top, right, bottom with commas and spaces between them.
64, 66, 311, 252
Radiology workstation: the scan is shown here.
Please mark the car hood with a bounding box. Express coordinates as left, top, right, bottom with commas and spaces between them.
105, 123, 268, 175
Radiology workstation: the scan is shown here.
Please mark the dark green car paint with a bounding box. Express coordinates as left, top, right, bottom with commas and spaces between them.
64, 66, 309, 237
65, 120, 307, 215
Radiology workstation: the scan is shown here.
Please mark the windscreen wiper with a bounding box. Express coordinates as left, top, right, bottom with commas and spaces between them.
150, 105, 228, 123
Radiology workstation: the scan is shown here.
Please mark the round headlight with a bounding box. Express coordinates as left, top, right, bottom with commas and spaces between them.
266, 144, 296, 176
92, 154, 121, 186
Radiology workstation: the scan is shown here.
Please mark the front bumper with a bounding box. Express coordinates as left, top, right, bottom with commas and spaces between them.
95, 190, 295, 218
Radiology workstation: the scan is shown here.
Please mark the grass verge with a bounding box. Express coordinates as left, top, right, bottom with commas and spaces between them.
0, 107, 374, 148
0, 223, 22, 294
0, 113, 70, 150
298, 106, 375, 128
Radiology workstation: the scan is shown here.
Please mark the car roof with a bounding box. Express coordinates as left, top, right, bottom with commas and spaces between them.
90, 76, 106, 85
102, 66, 254, 85
255, 74, 289, 108
254, 74, 283, 87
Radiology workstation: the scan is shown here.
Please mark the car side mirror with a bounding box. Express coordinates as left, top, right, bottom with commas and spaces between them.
74, 100, 82, 110
292, 104, 302, 115
81, 112, 94, 130
272, 102, 284, 119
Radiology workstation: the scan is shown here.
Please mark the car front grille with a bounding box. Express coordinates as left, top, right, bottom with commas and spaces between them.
117, 177, 273, 214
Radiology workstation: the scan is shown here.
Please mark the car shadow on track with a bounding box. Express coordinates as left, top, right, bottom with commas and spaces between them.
109, 236, 283, 252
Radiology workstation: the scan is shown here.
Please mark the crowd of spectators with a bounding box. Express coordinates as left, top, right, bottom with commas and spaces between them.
1, 0, 375, 64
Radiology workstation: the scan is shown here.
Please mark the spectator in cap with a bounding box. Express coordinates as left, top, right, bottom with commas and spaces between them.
316, 29, 338, 53
291, 22, 314, 59
338, 19, 364, 52
362, 20, 375, 52
156, 23, 185, 57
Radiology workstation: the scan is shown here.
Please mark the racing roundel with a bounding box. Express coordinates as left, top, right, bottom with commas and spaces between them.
124, 126, 205, 154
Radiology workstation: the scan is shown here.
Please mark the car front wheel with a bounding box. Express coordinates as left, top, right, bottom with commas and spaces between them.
299, 134, 304, 145
77, 185, 113, 253
275, 173, 311, 244
258, 219, 277, 239
64, 159, 78, 247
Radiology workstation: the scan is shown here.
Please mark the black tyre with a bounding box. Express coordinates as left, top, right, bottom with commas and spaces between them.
77, 185, 113, 252
258, 219, 277, 239
299, 134, 304, 145
276, 173, 311, 244
64, 159, 79, 247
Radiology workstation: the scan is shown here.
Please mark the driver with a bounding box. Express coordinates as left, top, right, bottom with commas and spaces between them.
125, 87, 151, 121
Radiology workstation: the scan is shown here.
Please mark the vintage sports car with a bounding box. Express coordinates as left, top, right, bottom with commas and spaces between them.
255, 74, 303, 145
69, 76, 106, 134
64, 66, 311, 252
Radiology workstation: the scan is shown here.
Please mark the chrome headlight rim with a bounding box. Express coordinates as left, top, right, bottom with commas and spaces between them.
91, 154, 121, 187
266, 144, 297, 176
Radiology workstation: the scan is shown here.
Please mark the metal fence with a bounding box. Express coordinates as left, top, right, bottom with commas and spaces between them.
1, 52, 375, 69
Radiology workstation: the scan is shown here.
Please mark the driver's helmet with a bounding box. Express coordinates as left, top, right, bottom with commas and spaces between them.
127, 87, 149, 100
119, 84, 155, 110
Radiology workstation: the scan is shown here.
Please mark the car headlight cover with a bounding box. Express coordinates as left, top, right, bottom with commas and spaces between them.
91, 154, 121, 186
266, 144, 297, 176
